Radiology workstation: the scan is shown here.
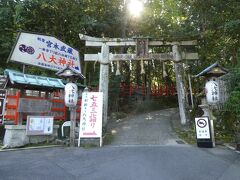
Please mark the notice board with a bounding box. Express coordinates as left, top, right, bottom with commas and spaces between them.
26, 116, 54, 135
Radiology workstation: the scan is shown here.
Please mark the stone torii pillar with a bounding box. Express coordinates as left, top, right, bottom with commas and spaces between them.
173, 45, 187, 124
99, 44, 109, 127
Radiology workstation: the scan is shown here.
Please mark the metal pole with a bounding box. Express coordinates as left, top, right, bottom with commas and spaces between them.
69, 107, 76, 147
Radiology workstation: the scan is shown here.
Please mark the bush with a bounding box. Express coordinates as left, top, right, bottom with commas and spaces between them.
222, 68, 240, 133
0, 125, 5, 140
223, 91, 240, 133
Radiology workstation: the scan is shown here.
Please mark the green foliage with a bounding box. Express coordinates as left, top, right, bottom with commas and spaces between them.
0, 0, 240, 123
174, 127, 196, 145
0, 0, 16, 69
1, 0, 239, 80
219, 68, 240, 133
0, 0, 124, 77
103, 133, 114, 145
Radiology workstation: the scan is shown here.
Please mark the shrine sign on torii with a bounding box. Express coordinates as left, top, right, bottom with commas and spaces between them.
79, 34, 199, 126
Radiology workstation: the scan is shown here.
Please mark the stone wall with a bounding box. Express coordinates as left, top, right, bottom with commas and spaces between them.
3, 125, 59, 148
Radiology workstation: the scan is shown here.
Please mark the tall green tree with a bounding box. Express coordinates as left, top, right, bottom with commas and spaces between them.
0, 0, 18, 71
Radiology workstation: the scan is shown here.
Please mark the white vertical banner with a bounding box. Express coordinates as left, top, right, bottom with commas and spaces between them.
205, 78, 220, 105
78, 92, 103, 147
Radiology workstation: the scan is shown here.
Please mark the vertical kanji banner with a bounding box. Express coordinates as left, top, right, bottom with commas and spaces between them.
79, 92, 103, 140
8, 31, 81, 73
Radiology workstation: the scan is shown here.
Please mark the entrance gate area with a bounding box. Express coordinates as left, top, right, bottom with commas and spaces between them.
79, 34, 198, 125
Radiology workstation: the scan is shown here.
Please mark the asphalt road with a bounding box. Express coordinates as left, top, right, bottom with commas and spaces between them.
0, 145, 239, 180
0, 109, 239, 180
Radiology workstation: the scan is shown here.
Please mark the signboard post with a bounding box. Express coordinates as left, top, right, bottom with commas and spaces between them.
8, 31, 81, 73
195, 117, 214, 148
78, 92, 103, 147
26, 116, 54, 135
0, 89, 6, 124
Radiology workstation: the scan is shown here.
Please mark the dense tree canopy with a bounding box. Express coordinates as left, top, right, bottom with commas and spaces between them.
0, 0, 239, 85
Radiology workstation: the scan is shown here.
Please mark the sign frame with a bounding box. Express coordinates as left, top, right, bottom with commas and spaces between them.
26, 116, 54, 135
8, 31, 81, 73
195, 116, 211, 139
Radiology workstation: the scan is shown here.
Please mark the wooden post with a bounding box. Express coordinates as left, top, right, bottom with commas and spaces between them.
69, 107, 76, 147
99, 44, 109, 127
173, 45, 187, 125
18, 89, 25, 125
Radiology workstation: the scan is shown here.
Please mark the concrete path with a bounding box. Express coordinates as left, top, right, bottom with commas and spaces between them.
108, 108, 183, 146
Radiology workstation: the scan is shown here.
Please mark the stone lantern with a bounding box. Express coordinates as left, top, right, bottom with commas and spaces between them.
195, 62, 228, 148
56, 65, 85, 147
196, 62, 228, 106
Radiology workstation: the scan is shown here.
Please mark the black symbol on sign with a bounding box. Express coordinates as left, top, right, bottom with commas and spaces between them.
19, 44, 35, 55
197, 119, 207, 128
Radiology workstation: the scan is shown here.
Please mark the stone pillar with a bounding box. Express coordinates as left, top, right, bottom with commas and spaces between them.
173, 45, 187, 125
99, 44, 109, 127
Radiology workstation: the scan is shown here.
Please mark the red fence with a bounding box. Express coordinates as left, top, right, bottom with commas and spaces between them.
119, 83, 177, 97
90, 83, 177, 97
4, 91, 82, 125
150, 84, 177, 97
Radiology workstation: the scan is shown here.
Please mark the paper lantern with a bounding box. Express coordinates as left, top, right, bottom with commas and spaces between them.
205, 79, 220, 104
64, 83, 78, 107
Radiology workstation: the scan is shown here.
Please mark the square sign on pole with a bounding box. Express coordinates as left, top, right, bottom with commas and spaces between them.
195, 117, 214, 148
78, 92, 103, 147
8, 31, 81, 73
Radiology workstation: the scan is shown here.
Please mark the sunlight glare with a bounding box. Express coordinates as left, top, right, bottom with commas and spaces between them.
128, 0, 144, 17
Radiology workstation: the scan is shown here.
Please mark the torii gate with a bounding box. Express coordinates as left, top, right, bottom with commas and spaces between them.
79, 34, 198, 126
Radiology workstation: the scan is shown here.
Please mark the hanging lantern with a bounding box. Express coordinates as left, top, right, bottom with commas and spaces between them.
205, 77, 220, 104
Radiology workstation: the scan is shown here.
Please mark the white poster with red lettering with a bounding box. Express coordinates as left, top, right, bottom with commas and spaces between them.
78, 92, 103, 146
